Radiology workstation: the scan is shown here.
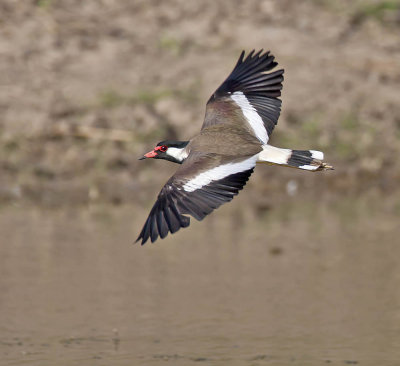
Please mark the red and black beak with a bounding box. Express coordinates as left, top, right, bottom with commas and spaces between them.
139, 145, 167, 160
138, 149, 158, 160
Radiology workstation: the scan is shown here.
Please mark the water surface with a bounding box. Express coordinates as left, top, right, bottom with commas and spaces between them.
1, 196, 400, 365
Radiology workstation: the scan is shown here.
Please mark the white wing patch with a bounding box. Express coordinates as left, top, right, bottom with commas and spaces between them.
231, 91, 268, 144
182, 156, 257, 192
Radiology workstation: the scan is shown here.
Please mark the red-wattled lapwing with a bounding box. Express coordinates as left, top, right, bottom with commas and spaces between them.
137, 50, 332, 245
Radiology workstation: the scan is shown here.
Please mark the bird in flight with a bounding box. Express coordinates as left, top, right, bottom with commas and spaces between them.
137, 50, 332, 245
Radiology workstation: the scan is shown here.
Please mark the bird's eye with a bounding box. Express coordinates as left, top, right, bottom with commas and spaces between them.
159, 145, 168, 152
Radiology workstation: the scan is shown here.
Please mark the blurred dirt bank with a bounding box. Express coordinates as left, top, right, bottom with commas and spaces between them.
0, 0, 400, 207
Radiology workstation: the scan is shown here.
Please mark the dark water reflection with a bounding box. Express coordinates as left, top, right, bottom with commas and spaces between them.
1, 196, 400, 365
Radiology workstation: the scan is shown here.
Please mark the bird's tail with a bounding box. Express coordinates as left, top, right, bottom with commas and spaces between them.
257, 145, 333, 171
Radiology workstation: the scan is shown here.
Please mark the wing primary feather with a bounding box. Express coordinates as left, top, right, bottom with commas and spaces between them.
234, 50, 246, 69
169, 201, 190, 228
156, 209, 169, 239
178, 199, 205, 221
186, 195, 214, 215
150, 213, 159, 243
239, 75, 283, 89
175, 197, 198, 218
138, 216, 151, 245
191, 191, 219, 210
233, 51, 274, 81
165, 204, 180, 234
167, 195, 185, 233
236, 56, 275, 81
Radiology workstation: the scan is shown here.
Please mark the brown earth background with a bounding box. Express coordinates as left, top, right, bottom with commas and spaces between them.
1, 0, 400, 209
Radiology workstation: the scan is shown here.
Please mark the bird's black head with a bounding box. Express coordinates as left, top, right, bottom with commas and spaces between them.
139, 140, 189, 164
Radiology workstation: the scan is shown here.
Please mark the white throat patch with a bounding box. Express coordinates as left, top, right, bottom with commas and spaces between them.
166, 147, 189, 162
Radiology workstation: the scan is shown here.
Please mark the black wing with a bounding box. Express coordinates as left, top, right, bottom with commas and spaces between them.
136, 154, 256, 245
203, 49, 284, 139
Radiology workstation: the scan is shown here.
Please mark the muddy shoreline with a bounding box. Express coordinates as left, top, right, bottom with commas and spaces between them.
1, 1, 400, 208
